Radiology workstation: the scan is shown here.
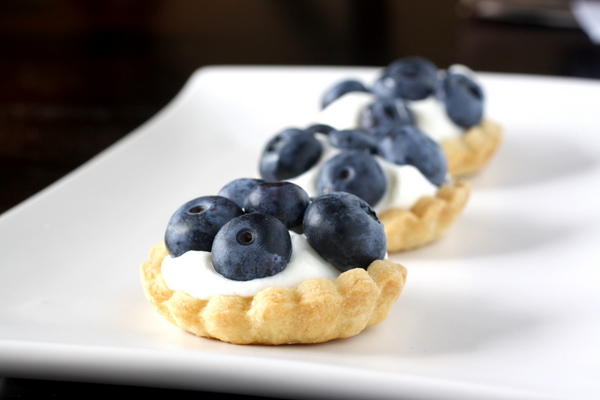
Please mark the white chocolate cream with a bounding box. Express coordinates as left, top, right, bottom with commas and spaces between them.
162, 231, 342, 299
408, 97, 462, 142
377, 160, 439, 210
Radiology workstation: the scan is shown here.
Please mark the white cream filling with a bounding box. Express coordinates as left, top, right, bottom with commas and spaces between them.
377, 159, 439, 210
162, 231, 342, 299
408, 97, 462, 142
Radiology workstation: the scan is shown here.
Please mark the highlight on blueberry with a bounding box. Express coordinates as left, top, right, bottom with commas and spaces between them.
211, 213, 292, 281
164, 195, 244, 257
377, 125, 447, 186
316, 150, 387, 207
303, 192, 386, 272
259, 127, 323, 182
243, 181, 311, 232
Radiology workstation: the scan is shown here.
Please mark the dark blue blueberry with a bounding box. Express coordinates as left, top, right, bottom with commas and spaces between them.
316, 150, 386, 207
377, 125, 447, 186
303, 192, 386, 272
164, 196, 244, 257
359, 98, 414, 131
327, 129, 378, 153
440, 72, 484, 128
259, 128, 323, 182
243, 181, 311, 232
305, 123, 336, 136
321, 79, 369, 109
372, 56, 438, 101
217, 178, 264, 209
211, 213, 292, 281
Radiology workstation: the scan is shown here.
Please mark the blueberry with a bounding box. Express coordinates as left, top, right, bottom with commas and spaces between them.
259, 128, 323, 181
243, 181, 311, 231
377, 125, 447, 186
217, 178, 264, 209
316, 150, 386, 207
321, 79, 369, 109
327, 129, 378, 153
303, 192, 386, 272
211, 213, 292, 281
305, 123, 335, 136
359, 98, 414, 131
164, 196, 244, 257
440, 72, 484, 128
372, 56, 438, 101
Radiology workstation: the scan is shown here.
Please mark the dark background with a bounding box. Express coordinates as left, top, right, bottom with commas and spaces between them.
1, 0, 599, 398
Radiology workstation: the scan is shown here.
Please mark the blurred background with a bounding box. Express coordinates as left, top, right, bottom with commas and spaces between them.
1, 0, 599, 397
2, 0, 600, 216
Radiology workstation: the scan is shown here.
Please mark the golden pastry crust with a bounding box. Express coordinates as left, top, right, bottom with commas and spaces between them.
441, 118, 503, 178
379, 180, 470, 252
140, 242, 407, 345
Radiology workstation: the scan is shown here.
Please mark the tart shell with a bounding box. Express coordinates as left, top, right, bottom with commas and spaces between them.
379, 180, 470, 252
140, 242, 408, 345
441, 118, 503, 178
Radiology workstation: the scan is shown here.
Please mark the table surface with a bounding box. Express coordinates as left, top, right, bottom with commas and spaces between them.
1, 1, 599, 399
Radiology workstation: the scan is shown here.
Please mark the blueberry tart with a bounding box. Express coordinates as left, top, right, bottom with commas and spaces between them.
318, 56, 503, 178
258, 120, 471, 252
141, 187, 407, 345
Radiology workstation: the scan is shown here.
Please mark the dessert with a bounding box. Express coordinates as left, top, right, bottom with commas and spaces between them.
317, 56, 503, 177
141, 183, 407, 345
257, 121, 470, 252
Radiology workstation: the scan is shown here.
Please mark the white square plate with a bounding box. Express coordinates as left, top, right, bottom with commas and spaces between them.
1, 66, 599, 400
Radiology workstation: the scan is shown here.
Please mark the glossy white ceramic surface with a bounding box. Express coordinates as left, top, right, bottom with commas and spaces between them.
1, 66, 599, 400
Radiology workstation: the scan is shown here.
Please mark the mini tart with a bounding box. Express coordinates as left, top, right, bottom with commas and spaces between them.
441, 118, 503, 178
379, 180, 470, 252
140, 242, 407, 345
